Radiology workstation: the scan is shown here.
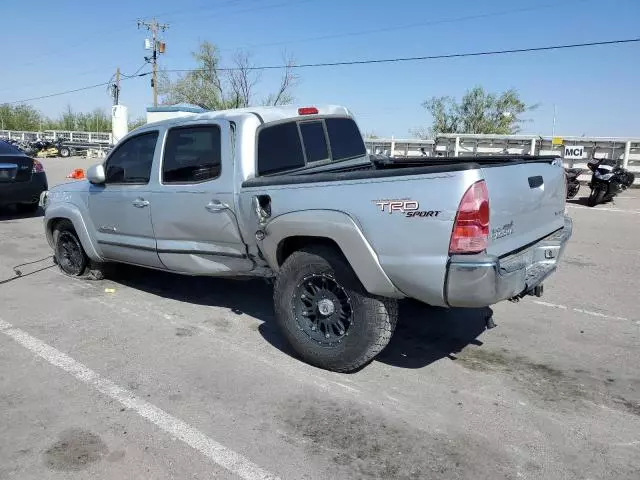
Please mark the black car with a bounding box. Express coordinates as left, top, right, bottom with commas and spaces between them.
0, 140, 48, 213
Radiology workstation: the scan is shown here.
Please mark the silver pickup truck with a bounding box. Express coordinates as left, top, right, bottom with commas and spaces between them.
41, 105, 572, 372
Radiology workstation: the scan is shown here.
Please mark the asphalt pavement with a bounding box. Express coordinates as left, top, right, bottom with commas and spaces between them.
0, 156, 639, 479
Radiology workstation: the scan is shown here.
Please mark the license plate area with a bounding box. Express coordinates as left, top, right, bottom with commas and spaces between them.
0, 163, 18, 182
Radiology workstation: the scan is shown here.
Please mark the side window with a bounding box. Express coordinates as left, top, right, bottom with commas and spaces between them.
105, 131, 158, 184
257, 122, 305, 175
163, 126, 221, 184
299, 121, 329, 163
325, 118, 366, 161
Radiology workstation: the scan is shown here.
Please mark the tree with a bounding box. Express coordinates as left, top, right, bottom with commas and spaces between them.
0, 104, 43, 131
128, 116, 147, 131
419, 86, 537, 137
159, 41, 299, 110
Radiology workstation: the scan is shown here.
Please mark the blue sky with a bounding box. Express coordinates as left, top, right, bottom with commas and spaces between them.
1, 0, 639, 138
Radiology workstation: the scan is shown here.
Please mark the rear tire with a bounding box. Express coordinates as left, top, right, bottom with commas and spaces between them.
273, 246, 398, 373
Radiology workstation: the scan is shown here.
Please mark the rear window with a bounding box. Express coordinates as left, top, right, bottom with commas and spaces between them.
163, 125, 221, 184
325, 118, 366, 161
257, 122, 305, 175
257, 117, 365, 176
299, 121, 329, 163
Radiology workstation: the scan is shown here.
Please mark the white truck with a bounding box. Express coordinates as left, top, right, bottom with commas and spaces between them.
41, 105, 572, 372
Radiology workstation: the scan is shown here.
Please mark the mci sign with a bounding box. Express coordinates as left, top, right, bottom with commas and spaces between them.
563, 145, 585, 160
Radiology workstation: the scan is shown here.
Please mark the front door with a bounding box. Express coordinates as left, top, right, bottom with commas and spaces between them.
150, 122, 254, 275
88, 130, 164, 268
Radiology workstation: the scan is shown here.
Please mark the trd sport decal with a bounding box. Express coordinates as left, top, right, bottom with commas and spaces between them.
373, 199, 441, 218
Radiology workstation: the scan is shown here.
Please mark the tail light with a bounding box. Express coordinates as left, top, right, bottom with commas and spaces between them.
449, 180, 490, 254
32, 159, 44, 173
298, 107, 318, 115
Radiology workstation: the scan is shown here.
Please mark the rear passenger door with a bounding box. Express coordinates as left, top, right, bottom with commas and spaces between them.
151, 122, 254, 274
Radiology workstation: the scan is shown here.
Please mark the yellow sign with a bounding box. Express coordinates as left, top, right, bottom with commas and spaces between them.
552, 137, 563, 146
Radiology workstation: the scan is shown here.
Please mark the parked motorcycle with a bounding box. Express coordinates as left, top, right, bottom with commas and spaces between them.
565, 168, 584, 199
586, 156, 635, 207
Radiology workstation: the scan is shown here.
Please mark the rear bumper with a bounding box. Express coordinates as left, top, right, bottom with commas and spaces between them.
445, 216, 573, 308
0, 172, 48, 206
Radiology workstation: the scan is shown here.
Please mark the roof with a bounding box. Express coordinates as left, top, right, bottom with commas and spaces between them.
146, 103, 206, 113
0, 140, 27, 156
144, 104, 352, 128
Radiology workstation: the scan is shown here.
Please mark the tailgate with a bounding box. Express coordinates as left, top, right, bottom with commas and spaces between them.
482, 161, 566, 257
0, 156, 33, 183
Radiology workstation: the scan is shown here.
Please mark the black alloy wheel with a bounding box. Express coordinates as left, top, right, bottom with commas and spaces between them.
294, 273, 353, 346
55, 230, 87, 276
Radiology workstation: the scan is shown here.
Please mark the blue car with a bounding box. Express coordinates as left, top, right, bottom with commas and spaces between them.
0, 140, 48, 213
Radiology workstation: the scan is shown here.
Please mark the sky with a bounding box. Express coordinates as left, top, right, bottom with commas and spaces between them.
1, 0, 639, 138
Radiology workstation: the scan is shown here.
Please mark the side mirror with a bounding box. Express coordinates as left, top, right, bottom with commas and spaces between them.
87, 164, 106, 185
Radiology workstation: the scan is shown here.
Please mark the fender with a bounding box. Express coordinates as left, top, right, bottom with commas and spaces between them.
44, 203, 103, 262
259, 210, 404, 299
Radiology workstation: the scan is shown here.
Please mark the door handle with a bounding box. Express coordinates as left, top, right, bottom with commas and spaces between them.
132, 198, 149, 208
205, 201, 229, 213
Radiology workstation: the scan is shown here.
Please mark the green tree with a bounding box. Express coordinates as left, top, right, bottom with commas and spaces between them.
128, 116, 147, 131
419, 86, 537, 137
0, 103, 43, 130
159, 41, 299, 110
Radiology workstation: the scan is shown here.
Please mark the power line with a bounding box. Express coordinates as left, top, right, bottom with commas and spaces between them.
165, 37, 640, 72
122, 62, 150, 78
234, 0, 592, 51
6, 36, 638, 104
7, 73, 150, 105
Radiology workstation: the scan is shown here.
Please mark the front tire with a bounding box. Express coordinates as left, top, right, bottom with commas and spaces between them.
59, 146, 71, 158
273, 246, 398, 372
53, 220, 88, 276
587, 188, 605, 207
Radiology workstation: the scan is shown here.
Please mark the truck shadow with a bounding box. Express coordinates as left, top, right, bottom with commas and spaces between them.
110, 266, 490, 371
374, 300, 490, 369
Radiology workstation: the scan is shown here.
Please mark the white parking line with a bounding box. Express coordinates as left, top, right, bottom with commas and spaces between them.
0, 318, 279, 480
532, 300, 632, 322
567, 205, 640, 215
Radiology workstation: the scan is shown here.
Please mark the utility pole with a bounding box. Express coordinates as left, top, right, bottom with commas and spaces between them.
138, 18, 168, 107
111, 67, 121, 106
115, 67, 120, 105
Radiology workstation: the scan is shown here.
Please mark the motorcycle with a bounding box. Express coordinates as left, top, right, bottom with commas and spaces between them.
586, 155, 635, 207
564, 168, 584, 199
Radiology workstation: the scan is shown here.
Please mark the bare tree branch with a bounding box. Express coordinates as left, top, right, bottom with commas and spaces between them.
228, 51, 261, 108
263, 52, 300, 106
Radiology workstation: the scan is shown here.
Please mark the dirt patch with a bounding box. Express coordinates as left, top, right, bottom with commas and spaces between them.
613, 397, 640, 417
43, 429, 108, 471
455, 347, 640, 416
563, 257, 597, 268
279, 395, 512, 479
175, 327, 196, 337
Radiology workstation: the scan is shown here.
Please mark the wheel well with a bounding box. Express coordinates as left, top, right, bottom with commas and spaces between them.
276, 236, 346, 266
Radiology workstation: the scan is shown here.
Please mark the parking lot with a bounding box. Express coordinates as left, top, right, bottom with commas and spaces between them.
1, 156, 639, 479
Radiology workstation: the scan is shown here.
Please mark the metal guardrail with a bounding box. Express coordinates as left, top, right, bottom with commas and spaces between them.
365, 135, 640, 184
0, 129, 112, 145
0, 129, 637, 184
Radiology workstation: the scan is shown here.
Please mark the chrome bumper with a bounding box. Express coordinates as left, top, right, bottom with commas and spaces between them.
445, 216, 573, 308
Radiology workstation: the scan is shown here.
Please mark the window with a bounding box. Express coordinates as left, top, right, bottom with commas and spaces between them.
163, 126, 221, 184
257, 122, 305, 175
105, 132, 158, 184
325, 118, 366, 161
299, 121, 329, 163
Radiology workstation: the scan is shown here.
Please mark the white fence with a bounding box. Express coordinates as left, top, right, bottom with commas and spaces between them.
1, 128, 638, 184
0, 129, 112, 145
365, 134, 640, 185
